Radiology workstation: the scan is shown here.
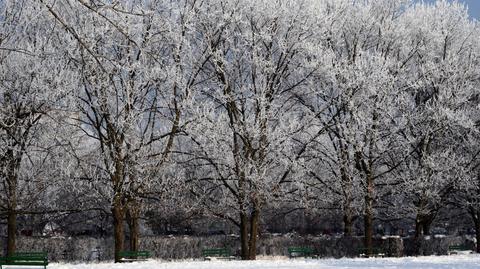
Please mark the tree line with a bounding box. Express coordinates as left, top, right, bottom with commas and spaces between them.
0, 0, 479, 261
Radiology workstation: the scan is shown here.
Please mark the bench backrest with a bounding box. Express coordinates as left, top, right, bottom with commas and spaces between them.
288, 247, 313, 253
449, 245, 468, 250
358, 247, 383, 254
0, 252, 48, 265
202, 248, 231, 256
12, 252, 47, 257
1, 256, 47, 261
118, 251, 150, 258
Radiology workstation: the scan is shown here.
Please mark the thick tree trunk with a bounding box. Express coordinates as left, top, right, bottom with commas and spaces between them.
414, 213, 434, 255
6, 209, 16, 256
415, 214, 433, 238
414, 217, 423, 239
113, 200, 125, 263
129, 219, 139, 252
363, 173, 374, 256
6, 159, 18, 257
240, 212, 249, 260
343, 213, 354, 237
126, 203, 140, 252
239, 208, 260, 260
468, 207, 480, 253
342, 171, 354, 237
357, 111, 377, 257
363, 209, 373, 256
248, 208, 259, 260
422, 220, 431, 236
413, 216, 423, 256
476, 220, 480, 253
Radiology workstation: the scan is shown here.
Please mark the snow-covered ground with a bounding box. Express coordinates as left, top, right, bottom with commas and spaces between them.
37, 254, 480, 269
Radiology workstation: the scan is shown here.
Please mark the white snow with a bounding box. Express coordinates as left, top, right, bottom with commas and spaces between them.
30, 254, 480, 269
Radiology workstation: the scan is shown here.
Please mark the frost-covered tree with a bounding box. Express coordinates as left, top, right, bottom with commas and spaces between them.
392, 1, 479, 246
0, 0, 74, 256
183, 0, 321, 259
0, 0, 478, 261
454, 124, 480, 251
38, 0, 213, 261
301, 0, 415, 253
452, 20, 480, 253
299, 0, 478, 254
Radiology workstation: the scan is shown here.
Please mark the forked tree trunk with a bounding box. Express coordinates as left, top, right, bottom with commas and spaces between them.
357, 111, 378, 257
239, 208, 260, 260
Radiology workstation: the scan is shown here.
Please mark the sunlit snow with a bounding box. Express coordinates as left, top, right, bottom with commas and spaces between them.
44, 254, 480, 269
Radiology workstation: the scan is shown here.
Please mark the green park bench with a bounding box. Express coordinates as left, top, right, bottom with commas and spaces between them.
0, 252, 49, 269
118, 250, 150, 262
358, 247, 385, 258
448, 245, 471, 255
202, 248, 235, 260
288, 247, 316, 258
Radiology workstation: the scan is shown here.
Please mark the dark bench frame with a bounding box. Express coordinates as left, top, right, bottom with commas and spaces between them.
0, 252, 48, 269
118, 251, 150, 262
358, 247, 385, 258
202, 248, 235, 260
288, 247, 316, 258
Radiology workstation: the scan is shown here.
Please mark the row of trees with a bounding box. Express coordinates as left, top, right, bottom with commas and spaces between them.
1, 0, 479, 261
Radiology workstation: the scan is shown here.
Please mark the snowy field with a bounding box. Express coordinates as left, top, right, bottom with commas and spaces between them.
33, 254, 480, 269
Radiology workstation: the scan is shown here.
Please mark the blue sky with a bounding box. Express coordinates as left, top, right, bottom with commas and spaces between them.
421, 0, 480, 19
